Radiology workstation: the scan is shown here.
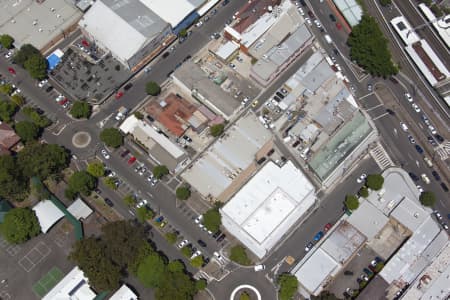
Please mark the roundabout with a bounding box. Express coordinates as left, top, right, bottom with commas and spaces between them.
72, 131, 92, 148
230, 284, 261, 300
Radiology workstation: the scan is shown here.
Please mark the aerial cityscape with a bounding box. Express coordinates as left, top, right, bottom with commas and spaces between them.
0, 0, 449, 299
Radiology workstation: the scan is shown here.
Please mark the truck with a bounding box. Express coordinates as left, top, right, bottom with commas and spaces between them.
324, 34, 332, 44
115, 106, 129, 121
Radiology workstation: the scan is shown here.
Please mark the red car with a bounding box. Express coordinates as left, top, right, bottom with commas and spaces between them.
8, 67, 16, 75
324, 223, 333, 232
59, 98, 68, 105
115, 91, 124, 100
336, 22, 342, 30
128, 156, 136, 165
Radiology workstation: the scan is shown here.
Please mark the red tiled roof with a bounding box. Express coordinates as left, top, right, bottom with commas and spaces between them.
233, 0, 281, 33
145, 93, 197, 137
0, 122, 20, 150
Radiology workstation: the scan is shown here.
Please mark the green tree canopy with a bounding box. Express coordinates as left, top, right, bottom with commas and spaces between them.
0, 155, 28, 201
155, 271, 197, 300
176, 186, 191, 200
0, 34, 14, 49
178, 29, 187, 37
359, 186, 369, 198
167, 260, 185, 273
229, 245, 251, 265
190, 255, 204, 268
13, 44, 40, 67
10, 94, 24, 107
210, 123, 225, 137
15, 121, 39, 143
86, 161, 105, 178
69, 237, 121, 291
17, 142, 69, 180
181, 246, 192, 258
153, 165, 169, 179
0, 100, 18, 122
67, 171, 96, 197
278, 274, 299, 300
419, 191, 436, 207
345, 194, 359, 210
145, 81, 161, 96
24, 54, 48, 80
165, 232, 178, 244
1, 208, 41, 244
240, 292, 250, 300
22, 107, 52, 128
137, 253, 167, 288
103, 176, 118, 190
100, 128, 123, 148
69, 101, 92, 119
136, 206, 154, 223
202, 208, 221, 233
0, 83, 13, 95
347, 15, 397, 77
195, 278, 207, 291
123, 194, 135, 207
366, 174, 384, 190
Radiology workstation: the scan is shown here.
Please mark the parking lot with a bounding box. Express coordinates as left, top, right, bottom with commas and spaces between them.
50, 44, 130, 103
0, 221, 76, 299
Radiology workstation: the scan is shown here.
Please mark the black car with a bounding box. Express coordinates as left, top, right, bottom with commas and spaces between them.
329, 14, 336, 22
299, 0, 306, 6
415, 145, 424, 154
441, 182, 449, 192
162, 52, 170, 58
308, 10, 315, 18
431, 170, 441, 181
104, 198, 114, 207
409, 172, 419, 181
197, 240, 207, 248
217, 233, 226, 242
213, 230, 222, 239
434, 134, 444, 143
333, 48, 339, 55
386, 109, 395, 115
222, 0, 229, 6
183, 135, 192, 142
121, 149, 130, 157
427, 136, 437, 146
123, 83, 133, 91
275, 91, 285, 99
95, 188, 102, 194
45, 85, 54, 92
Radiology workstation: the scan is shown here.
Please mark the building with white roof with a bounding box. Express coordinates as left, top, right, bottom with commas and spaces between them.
120, 115, 187, 172
346, 200, 389, 240
67, 198, 93, 220
109, 284, 138, 300
418, 4, 450, 49
33, 200, 65, 233
213, 41, 240, 62
332, 0, 363, 27
220, 160, 316, 258
43, 267, 96, 300
181, 111, 273, 202
0, 0, 82, 52
79, 0, 171, 69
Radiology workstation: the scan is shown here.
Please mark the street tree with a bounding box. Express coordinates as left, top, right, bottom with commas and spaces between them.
347, 15, 397, 77
240, 292, 250, 300
277, 274, 299, 300
1, 208, 41, 244
379, 0, 392, 6
345, 195, 359, 210
419, 191, 436, 207
100, 128, 123, 148
10, 94, 25, 107
87, 161, 105, 178
103, 177, 118, 190
137, 253, 167, 288
195, 279, 207, 291
190, 256, 204, 268
202, 208, 221, 233
70, 101, 92, 119
145, 81, 161, 96
14, 121, 39, 143
24, 54, 48, 80
167, 260, 185, 273
0, 34, 14, 49
0, 100, 17, 122
153, 165, 169, 179
359, 186, 369, 198
210, 123, 224, 137
181, 246, 192, 258
0, 83, 13, 95
229, 245, 252, 265
22, 107, 52, 128
67, 171, 96, 197
13, 44, 40, 67
155, 271, 197, 300
176, 186, 191, 200
165, 232, 178, 244
136, 206, 154, 223
178, 29, 187, 37
123, 194, 135, 207
0, 155, 28, 201
366, 174, 384, 190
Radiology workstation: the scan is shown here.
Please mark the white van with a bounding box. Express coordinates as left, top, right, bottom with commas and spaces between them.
324, 34, 332, 44
254, 264, 266, 272
423, 156, 433, 168
421, 173, 430, 184
300, 147, 310, 159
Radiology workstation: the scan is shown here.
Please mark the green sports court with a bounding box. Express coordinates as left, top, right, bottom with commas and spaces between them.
32, 267, 64, 298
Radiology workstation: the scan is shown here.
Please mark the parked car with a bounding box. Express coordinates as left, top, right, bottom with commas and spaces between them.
305, 242, 314, 252
136, 199, 148, 208
128, 156, 136, 164
411, 103, 421, 113
416, 185, 424, 193
197, 240, 207, 247
121, 149, 130, 157
441, 182, 449, 192
104, 198, 114, 207
324, 223, 332, 232
216, 233, 226, 242
434, 211, 443, 220
313, 231, 324, 241
404, 92, 413, 102
177, 239, 189, 249
415, 145, 424, 154
115, 91, 124, 99
254, 264, 265, 271
409, 172, 419, 181
431, 170, 441, 181
101, 149, 110, 159
329, 14, 336, 22
408, 135, 415, 144
213, 230, 222, 239
194, 215, 203, 224
356, 173, 367, 184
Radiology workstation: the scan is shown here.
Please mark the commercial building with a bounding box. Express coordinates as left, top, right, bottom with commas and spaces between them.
110, 284, 138, 300
331, 0, 363, 27
250, 23, 314, 86
0, 0, 82, 52
181, 111, 273, 202
221, 161, 316, 258
391, 16, 450, 106
172, 60, 242, 120
120, 115, 188, 172
42, 267, 96, 300
79, 0, 171, 70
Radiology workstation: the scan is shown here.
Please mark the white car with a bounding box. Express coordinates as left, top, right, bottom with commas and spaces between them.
416, 185, 424, 193
55, 94, 65, 102
404, 92, 413, 103
442, 223, 449, 230
190, 250, 202, 259
4, 51, 13, 59
314, 19, 322, 28
304, 18, 312, 26
356, 173, 367, 184
138, 167, 147, 176
213, 251, 225, 263
411, 103, 421, 113
195, 21, 203, 27
194, 215, 203, 224
400, 122, 409, 132
298, 7, 305, 15
241, 97, 250, 105
434, 211, 443, 220
101, 149, 110, 160
254, 264, 266, 271
136, 199, 148, 208
38, 79, 48, 88
428, 125, 437, 135
177, 239, 189, 249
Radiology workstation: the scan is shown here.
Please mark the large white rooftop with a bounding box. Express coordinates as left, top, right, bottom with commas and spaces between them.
43, 267, 96, 300
347, 200, 389, 240
221, 161, 316, 258
140, 0, 200, 27
32, 200, 64, 233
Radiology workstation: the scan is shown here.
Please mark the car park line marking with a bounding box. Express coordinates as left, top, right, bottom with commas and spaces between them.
145, 192, 154, 198
366, 104, 383, 111
372, 112, 389, 121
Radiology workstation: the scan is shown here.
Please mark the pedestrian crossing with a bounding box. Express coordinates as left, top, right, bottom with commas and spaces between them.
370, 143, 394, 170
435, 141, 450, 161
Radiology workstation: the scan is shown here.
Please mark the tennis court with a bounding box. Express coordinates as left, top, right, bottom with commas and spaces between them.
32, 267, 64, 298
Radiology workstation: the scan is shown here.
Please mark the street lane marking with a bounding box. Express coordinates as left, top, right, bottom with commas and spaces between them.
373, 112, 389, 121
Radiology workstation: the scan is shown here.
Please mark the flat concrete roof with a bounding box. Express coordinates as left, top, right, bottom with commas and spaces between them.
0, 0, 82, 50
181, 111, 272, 199
140, 0, 201, 27
333, 0, 363, 27
347, 200, 389, 240
42, 267, 96, 300
221, 161, 316, 258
